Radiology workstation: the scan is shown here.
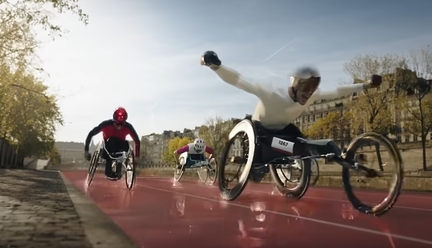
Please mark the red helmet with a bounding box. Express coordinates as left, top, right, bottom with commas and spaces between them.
113, 107, 128, 124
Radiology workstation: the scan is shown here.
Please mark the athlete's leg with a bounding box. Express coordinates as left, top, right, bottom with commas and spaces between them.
102, 151, 115, 178
103, 139, 117, 178
276, 123, 305, 137
183, 156, 195, 168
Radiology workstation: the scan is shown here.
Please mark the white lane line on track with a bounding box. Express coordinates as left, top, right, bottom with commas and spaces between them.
139, 176, 432, 200
246, 188, 432, 213
137, 177, 432, 212
136, 184, 432, 246
310, 187, 432, 200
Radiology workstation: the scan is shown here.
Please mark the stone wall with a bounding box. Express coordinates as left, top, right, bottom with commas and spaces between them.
319, 145, 432, 172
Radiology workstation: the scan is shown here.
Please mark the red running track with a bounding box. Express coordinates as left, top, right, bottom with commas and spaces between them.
63, 171, 432, 248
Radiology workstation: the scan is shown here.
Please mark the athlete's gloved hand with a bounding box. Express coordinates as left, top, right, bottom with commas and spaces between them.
363, 74, 382, 90
84, 151, 91, 161
200, 51, 221, 66
369, 74, 382, 88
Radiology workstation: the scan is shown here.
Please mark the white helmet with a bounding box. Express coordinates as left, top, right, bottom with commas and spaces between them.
290, 67, 321, 104
193, 138, 205, 151
290, 66, 321, 86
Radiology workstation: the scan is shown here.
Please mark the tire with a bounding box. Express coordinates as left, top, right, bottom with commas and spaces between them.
269, 157, 311, 199
125, 152, 136, 190
310, 159, 320, 186
174, 157, 186, 182
86, 150, 100, 187
218, 119, 256, 201
342, 132, 404, 216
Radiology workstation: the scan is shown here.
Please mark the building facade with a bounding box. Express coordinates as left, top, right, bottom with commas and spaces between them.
141, 128, 201, 164
55, 141, 85, 163
295, 73, 432, 146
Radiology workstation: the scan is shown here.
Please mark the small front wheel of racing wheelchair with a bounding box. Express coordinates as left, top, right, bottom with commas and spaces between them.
197, 156, 218, 185
218, 119, 256, 201
124, 152, 136, 190
269, 157, 311, 199
86, 150, 101, 187
174, 157, 186, 182
206, 157, 218, 185
342, 132, 404, 216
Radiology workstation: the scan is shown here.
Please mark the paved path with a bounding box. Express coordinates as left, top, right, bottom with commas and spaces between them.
64, 171, 432, 248
0, 169, 134, 248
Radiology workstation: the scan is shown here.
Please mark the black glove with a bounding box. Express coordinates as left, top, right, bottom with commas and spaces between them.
201, 51, 221, 66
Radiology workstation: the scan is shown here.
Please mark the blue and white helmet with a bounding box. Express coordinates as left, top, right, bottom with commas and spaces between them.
193, 138, 205, 151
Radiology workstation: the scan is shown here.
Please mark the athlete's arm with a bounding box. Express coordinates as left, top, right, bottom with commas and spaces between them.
211, 65, 268, 98
315, 83, 366, 101
124, 122, 140, 157
176, 145, 189, 154
205, 146, 214, 155
84, 120, 111, 152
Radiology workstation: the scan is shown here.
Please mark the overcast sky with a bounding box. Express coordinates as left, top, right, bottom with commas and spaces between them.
36, 0, 432, 143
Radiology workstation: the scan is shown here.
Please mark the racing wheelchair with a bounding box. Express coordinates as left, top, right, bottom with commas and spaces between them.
218, 117, 404, 216
174, 152, 217, 185
86, 140, 136, 190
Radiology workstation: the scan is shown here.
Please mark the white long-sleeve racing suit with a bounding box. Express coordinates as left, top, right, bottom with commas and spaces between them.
212, 65, 364, 130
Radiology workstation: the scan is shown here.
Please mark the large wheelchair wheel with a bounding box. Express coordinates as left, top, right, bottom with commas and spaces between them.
218, 119, 256, 201
269, 157, 311, 199
174, 157, 186, 182
124, 152, 136, 190
342, 132, 404, 216
86, 150, 100, 187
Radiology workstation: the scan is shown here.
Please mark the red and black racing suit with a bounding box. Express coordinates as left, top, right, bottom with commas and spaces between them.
84, 119, 140, 178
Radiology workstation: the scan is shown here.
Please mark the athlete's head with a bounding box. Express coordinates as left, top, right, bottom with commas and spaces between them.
193, 138, 205, 152
113, 107, 128, 129
290, 67, 321, 105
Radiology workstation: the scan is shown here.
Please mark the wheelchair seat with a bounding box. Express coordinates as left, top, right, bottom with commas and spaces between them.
253, 121, 272, 136
252, 120, 298, 143
247, 120, 311, 163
